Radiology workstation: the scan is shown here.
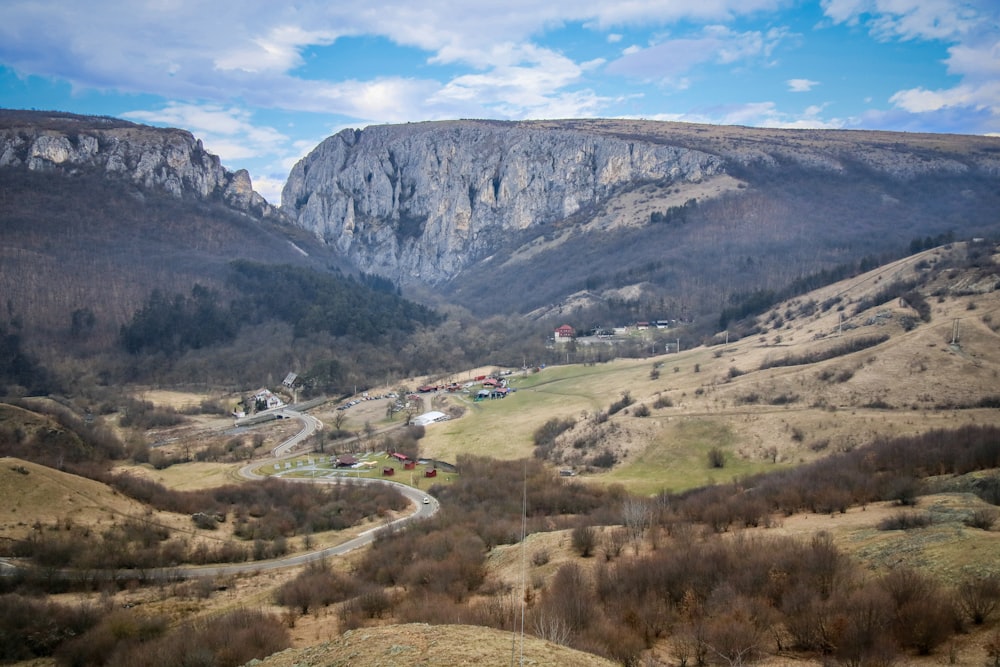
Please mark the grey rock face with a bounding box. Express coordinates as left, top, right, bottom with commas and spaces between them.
0, 120, 279, 219
282, 121, 725, 284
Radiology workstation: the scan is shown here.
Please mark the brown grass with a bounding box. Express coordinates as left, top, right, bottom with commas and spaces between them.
249, 622, 617, 667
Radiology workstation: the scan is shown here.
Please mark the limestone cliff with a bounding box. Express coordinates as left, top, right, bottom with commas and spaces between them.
282, 119, 1000, 287
0, 110, 279, 219
282, 120, 725, 284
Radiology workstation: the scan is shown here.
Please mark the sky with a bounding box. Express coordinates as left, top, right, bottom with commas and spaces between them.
1, 1, 998, 204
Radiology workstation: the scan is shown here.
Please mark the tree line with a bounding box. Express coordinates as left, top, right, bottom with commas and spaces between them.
119, 261, 443, 357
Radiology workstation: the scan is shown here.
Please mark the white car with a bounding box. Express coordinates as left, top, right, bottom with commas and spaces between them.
422, 496, 430, 504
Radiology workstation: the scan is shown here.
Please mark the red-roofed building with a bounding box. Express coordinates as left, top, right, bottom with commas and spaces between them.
554, 324, 575, 342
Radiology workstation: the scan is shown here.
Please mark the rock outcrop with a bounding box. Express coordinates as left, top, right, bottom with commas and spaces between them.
282, 120, 725, 284
0, 110, 279, 219
282, 119, 1000, 286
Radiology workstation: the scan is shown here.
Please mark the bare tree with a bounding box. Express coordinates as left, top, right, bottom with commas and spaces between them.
601, 526, 628, 561
622, 496, 652, 553
571, 524, 597, 558
956, 573, 1000, 625
531, 610, 572, 646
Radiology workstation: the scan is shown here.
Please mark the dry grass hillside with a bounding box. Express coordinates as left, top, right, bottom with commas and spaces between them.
413, 242, 1000, 493
251, 623, 617, 667
1, 243, 998, 667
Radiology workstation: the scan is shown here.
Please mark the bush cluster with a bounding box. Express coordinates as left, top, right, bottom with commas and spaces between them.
5, 476, 407, 573
761, 334, 889, 370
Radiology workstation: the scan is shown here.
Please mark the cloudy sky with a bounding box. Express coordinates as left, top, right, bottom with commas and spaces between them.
1, 0, 998, 203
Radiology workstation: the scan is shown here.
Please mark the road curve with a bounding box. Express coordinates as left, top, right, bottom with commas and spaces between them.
269, 408, 322, 457
1, 406, 440, 581
162, 478, 438, 579
172, 408, 441, 579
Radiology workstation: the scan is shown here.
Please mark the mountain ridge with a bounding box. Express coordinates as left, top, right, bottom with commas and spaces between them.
0, 108, 281, 220
281, 118, 1000, 320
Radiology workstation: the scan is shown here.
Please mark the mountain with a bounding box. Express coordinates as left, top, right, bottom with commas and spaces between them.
283, 119, 1000, 321
0, 109, 345, 352
2, 109, 1000, 391
282, 120, 725, 282
0, 109, 278, 219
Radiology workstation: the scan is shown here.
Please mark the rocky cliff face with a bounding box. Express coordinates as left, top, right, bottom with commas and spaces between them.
282, 119, 1000, 287
282, 120, 726, 284
0, 110, 279, 219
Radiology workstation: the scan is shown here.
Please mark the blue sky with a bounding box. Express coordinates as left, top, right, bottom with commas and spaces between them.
1, 0, 997, 203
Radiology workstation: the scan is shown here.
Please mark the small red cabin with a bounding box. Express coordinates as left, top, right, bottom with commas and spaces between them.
404, 461, 416, 470
425, 469, 437, 478
382, 467, 395, 476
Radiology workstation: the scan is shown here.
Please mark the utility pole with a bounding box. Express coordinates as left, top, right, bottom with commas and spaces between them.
952, 318, 960, 345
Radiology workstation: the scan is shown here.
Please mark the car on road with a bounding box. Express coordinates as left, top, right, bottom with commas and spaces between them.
422, 496, 430, 504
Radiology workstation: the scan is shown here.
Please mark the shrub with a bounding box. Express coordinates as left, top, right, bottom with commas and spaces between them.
878, 511, 933, 531
632, 403, 651, 417
956, 574, 1000, 625
591, 450, 617, 468
533, 417, 575, 449
571, 524, 598, 558
0, 594, 103, 661
531, 550, 550, 566
652, 394, 673, 408
881, 568, 955, 654
707, 446, 726, 469
608, 392, 634, 416
964, 508, 998, 530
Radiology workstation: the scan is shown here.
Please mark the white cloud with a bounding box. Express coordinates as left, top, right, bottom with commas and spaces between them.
249, 174, 287, 205
122, 102, 303, 202
0, 1, 793, 120
605, 25, 790, 85
213, 25, 341, 74
821, 0, 1000, 133
788, 78, 819, 92
821, 0, 985, 42
124, 103, 289, 156
891, 79, 1000, 115
640, 101, 846, 129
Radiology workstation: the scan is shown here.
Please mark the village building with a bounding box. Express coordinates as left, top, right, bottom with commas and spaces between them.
251, 387, 284, 410
554, 324, 575, 343
412, 410, 449, 426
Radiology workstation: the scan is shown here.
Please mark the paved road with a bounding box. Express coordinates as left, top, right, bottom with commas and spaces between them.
160, 479, 438, 579
269, 408, 323, 457
174, 407, 440, 579
1, 405, 440, 581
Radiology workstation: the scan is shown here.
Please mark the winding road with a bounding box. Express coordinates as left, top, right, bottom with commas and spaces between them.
179, 405, 441, 578
1, 405, 440, 581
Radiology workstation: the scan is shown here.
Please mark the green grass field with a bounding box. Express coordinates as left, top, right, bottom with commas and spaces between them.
418, 353, 760, 494
421, 358, 660, 461
250, 453, 454, 490
597, 418, 784, 495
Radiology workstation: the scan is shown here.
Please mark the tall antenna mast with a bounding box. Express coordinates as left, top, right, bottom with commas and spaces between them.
511, 459, 527, 666
951, 318, 960, 345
